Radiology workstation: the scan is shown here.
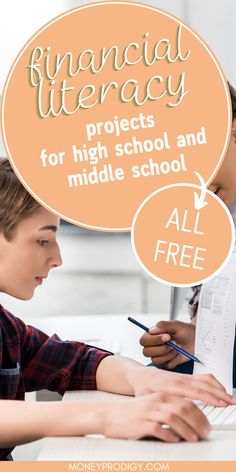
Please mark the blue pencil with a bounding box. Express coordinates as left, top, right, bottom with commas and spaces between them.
128, 316, 201, 363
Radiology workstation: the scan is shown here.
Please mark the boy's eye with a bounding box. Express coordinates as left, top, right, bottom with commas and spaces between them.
37, 240, 49, 247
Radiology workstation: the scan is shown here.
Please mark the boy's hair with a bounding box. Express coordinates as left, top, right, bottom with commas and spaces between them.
0, 158, 41, 241
228, 82, 236, 119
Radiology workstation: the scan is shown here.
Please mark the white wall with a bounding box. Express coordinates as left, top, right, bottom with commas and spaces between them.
0, 1, 68, 92
186, 0, 236, 84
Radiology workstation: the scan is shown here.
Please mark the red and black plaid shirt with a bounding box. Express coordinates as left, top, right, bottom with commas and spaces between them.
0, 304, 113, 460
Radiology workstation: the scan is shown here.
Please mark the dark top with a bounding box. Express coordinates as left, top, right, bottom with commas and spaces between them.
0, 304, 112, 459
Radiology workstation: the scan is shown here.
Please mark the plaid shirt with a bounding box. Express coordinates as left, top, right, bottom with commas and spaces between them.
0, 304, 113, 460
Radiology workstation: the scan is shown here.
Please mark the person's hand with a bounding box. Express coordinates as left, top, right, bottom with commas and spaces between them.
0, 394, 210, 447
102, 393, 211, 442
140, 320, 195, 369
128, 366, 236, 407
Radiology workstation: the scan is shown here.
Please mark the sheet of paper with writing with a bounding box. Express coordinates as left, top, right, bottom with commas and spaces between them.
194, 250, 236, 394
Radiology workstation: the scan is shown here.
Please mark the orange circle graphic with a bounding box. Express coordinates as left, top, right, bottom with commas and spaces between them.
131, 185, 235, 286
1, 2, 231, 231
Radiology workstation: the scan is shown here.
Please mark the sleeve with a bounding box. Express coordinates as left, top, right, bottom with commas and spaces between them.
16, 317, 113, 395
188, 285, 202, 320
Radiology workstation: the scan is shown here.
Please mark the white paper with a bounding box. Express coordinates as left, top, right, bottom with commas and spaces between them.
194, 250, 236, 394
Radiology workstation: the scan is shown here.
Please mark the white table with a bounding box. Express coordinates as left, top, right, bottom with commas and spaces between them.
37, 390, 236, 461
14, 313, 167, 460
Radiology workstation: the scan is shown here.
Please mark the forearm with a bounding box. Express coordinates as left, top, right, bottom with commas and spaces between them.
96, 355, 144, 395
0, 399, 106, 448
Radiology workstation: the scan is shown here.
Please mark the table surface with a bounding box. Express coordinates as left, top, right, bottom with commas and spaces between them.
37, 390, 236, 461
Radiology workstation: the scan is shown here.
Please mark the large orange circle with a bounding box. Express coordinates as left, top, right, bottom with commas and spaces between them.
1, 2, 231, 231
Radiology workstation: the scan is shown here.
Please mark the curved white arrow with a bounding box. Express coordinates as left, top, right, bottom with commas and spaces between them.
194, 171, 208, 210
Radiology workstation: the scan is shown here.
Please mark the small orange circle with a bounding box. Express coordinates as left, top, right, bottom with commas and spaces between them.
132, 185, 234, 286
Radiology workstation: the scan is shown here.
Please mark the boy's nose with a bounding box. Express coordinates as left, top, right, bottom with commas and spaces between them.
49, 245, 63, 268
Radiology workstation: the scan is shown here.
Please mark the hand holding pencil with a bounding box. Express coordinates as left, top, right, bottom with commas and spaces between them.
129, 317, 197, 369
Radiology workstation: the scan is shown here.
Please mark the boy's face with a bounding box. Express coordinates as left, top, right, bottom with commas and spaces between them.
0, 207, 62, 300
208, 120, 236, 207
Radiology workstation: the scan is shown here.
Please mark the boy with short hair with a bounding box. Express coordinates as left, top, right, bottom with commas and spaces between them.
0, 158, 234, 460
